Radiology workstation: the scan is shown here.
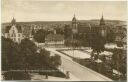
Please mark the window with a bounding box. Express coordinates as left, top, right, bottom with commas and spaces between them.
12, 30, 15, 33
14, 38, 16, 41
8, 34, 10, 37
14, 34, 16, 37
18, 38, 20, 42
11, 33, 16, 37
18, 34, 20, 37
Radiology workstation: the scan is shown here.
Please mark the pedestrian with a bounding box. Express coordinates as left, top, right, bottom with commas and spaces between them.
66, 71, 70, 79
45, 74, 48, 79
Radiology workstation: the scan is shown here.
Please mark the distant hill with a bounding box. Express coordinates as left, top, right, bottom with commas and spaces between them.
2, 19, 126, 28
1, 19, 126, 35
2, 21, 71, 25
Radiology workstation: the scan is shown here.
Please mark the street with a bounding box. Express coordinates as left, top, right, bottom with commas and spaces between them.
45, 48, 112, 81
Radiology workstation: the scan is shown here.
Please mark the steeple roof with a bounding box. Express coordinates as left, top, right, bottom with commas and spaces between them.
100, 14, 105, 26
72, 14, 77, 22
11, 17, 16, 25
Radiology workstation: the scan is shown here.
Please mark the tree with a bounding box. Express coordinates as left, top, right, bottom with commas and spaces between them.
55, 27, 64, 35
112, 48, 126, 77
3, 71, 31, 80
38, 49, 62, 69
19, 38, 37, 69
33, 29, 46, 43
64, 25, 72, 39
119, 57, 126, 79
106, 30, 115, 43
2, 37, 12, 70
1, 37, 21, 70
90, 34, 105, 73
117, 41, 123, 47
20, 38, 37, 54
51, 54, 62, 68
38, 49, 51, 69
90, 34, 105, 60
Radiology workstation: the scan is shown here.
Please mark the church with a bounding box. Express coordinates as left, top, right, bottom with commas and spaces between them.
4, 18, 23, 43
71, 14, 108, 38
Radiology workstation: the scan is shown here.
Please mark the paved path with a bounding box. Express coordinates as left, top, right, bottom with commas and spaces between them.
46, 48, 112, 81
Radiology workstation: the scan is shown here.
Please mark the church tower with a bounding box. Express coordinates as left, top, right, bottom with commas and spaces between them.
100, 14, 105, 26
11, 17, 16, 25
72, 14, 78, 34
99, 14, 107, 37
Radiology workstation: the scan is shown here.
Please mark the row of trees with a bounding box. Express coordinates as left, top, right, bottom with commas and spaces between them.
2, 37, 62, 80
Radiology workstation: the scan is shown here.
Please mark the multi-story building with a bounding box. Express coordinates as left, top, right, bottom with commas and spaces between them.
4, 18, 23, 43
45, 34, 64, 46
78, 23, 91, 35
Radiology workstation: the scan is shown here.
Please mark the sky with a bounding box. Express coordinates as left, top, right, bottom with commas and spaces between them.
2, 0, 127, 23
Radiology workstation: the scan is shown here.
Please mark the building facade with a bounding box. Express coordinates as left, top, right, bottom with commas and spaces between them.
4, 18, 23, 43
45, 34, 64, 46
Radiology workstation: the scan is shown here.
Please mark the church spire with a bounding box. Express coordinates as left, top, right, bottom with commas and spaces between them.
72, 14, 77, 22
102, 12, 103, 19
11, 17, 16, 25
100, 13, 105, 26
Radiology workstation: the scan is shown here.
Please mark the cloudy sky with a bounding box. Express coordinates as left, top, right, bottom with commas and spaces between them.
2, 0, 127, 23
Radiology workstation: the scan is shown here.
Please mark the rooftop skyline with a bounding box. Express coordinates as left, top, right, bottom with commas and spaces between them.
2, 0, 127, 23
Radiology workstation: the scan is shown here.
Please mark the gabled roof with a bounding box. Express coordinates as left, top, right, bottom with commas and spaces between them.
72, 14, 77, 22
72, 17, 76, 21
5, 25, 22, 33
100, 14, 105, 26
